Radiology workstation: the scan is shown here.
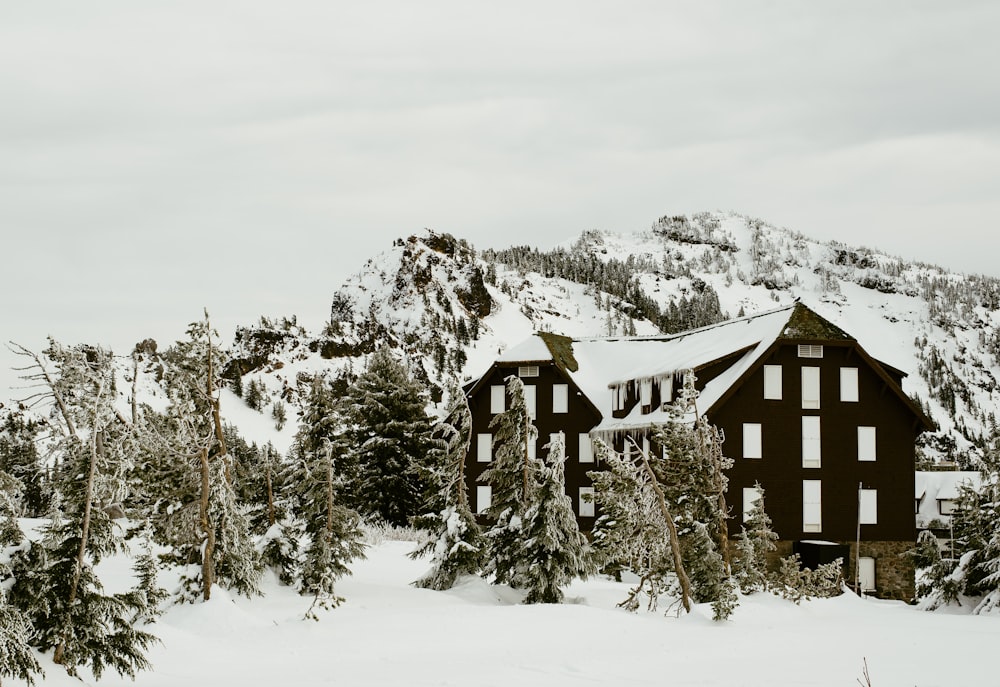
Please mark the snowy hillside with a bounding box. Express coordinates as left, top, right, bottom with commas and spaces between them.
205, 212, 999, 466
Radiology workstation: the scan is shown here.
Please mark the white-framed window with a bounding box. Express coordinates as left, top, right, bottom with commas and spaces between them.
764, 365, 782, 400
527, 437, 537, 460
859, 489, 877, 525
803, 480, 822, 533
490, 385, 505, 414
553, 384, 568, 413
801, 367, 820, 409
579, 487, 595, 517
523, 385, 536, 420
858, 426, 877, 461
742, 486, 762, 523
640, 379, 653, 408
660, 378, 673, 408
798, 344, 824, 358
840, 367, 859, 403
743, 423, 762, 459
476, 433, 492, 463
802, 416, 821, 468
642, 435, 650, 457
612, 384, 625, 412
476, 486, 492, 514
518, 365, 539, 378
579, 434, 594, 463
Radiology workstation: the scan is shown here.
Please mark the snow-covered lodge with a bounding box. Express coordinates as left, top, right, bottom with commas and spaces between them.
464, 302, 934, 600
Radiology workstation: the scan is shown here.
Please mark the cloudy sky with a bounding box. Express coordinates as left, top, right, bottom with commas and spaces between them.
2, 1, 998, 399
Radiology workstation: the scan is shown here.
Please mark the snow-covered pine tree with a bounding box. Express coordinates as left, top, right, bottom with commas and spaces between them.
519, 432, 594, 604
410, 390, 483, 590
0, 408, 49, 517
158, 313, 262, 602
7, 341, 157, 678
0, 470, 43, 686
588, 438, 692, 613
480, 375, 541, 588
343, 347, 438, 527
648, 370, 731, 610
293, 438, 366, 617
734, 482, 778, 594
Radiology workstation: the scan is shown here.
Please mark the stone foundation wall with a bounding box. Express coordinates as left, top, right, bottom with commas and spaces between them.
734, 539, 915, 602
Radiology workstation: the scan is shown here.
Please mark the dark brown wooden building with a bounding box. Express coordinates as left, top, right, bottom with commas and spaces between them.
464, 302, 933, 600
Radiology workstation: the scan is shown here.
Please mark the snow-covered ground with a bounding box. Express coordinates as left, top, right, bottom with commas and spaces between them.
24, 538, 1000, 687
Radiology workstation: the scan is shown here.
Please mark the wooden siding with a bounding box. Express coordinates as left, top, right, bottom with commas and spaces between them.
465, 361, 602, 527
710, 341, 918, 543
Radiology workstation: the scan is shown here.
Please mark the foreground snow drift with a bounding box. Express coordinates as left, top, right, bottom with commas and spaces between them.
24, 541, 1000, 687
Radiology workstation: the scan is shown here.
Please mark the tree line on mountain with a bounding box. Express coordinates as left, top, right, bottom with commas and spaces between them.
481, 245, 727, 334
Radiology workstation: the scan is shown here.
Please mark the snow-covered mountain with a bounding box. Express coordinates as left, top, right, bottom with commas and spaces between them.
117, 212, 1000, 466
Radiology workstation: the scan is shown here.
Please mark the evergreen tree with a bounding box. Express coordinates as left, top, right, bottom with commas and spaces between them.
343, 347, 438, 527
0, 409, 49, 517
519, 432, 594, 604
588, 438, 692, 613
734, 482, 778, 594
158, 313, 262, 602
410, 391, 483, 590
291, 438, 366, 617
480, 375, 541, 588
0, 471, 43, 686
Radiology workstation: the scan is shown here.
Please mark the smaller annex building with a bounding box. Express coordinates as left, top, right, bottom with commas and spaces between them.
464, 301, 934, 600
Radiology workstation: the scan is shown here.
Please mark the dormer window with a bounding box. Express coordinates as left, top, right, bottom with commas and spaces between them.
640, 379, 653, 410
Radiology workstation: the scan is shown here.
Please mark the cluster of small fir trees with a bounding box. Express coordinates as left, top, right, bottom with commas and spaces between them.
411, 376, 594, 603
0, 320, 452, 681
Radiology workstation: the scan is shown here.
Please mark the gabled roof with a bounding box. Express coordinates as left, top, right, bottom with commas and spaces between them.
470, 301, 933, 434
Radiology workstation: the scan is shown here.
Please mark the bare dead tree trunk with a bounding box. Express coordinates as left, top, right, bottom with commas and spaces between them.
199, 445, 215, 601
634, 438, 692, 613
131, 350, 139, 426
265, 448, 276, 527
325, 444, 335, 536
453, 397, 473, 512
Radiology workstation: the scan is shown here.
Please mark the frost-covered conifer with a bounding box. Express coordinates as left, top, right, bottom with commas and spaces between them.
288, 432, 366, 616
411, 391, 483, 590
480, 376, 541, 588
734, 482, 778, 594
0, 471, 43, 685
158, 314, 263, 602
519, 432, 594, 604
343, 347, 438, 527
589, 439, 684, 612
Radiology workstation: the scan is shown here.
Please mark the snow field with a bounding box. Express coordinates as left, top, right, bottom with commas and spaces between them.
25, 540, 999, 687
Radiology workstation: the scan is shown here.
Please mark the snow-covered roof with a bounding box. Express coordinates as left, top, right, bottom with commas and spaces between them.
496, 335, 555, 364
474, 301, 929, 436
915, 471, 980, 527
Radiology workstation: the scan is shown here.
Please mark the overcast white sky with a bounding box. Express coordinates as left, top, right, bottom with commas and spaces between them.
2, 1, 999, 401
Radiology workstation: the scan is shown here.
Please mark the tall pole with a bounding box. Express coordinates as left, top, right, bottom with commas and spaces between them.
855, 481, 862, 595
